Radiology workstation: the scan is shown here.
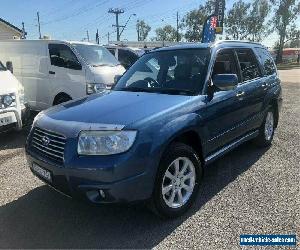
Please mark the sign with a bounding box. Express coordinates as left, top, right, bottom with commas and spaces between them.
201, 15, 217, 43
215, 0, 225, 34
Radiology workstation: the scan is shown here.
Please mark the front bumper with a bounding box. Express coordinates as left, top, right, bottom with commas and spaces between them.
0, 104, 30, 132
25, 144, 157, 204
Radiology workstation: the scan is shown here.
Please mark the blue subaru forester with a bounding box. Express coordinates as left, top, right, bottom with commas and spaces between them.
26, 41, 282, 218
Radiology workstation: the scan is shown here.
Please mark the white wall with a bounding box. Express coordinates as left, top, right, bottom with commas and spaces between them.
0, 23, 21, 40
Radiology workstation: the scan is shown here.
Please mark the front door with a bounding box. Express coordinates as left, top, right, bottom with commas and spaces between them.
203, 48, 243, 154
48, 43, 86, 108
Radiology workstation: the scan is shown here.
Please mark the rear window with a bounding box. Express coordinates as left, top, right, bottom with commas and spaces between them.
255, 47, 277, 76
236, 49, 261, 82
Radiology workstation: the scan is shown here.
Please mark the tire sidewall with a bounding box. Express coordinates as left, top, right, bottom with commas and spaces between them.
153, 143, 202, 218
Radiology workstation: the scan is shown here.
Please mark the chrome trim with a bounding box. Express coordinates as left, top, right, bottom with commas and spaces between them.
205, 130, 259, 165
31, 127, 66, 163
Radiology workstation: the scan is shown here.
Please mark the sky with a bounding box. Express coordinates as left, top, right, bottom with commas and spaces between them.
0, 0, 294, 47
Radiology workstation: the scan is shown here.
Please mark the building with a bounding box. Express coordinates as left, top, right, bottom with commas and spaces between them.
0, 18, 25, 40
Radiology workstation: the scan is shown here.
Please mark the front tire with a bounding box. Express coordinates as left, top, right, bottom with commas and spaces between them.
149, 142, 202, 218
255, 108, 275, 147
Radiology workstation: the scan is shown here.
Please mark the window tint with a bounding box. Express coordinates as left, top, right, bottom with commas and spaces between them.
255, 47, 276, 76
236, 49, 261, 82
108, 49, 116, 56
0, 61, 5, 71
212, 49, 238, 77
118, 49, 138, 69
49, 44, 81, 70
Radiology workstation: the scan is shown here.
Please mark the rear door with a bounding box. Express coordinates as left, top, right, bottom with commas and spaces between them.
233, 48, 264, 135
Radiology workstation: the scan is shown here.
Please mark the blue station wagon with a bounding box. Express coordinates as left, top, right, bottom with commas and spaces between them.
26, 41, 282, 218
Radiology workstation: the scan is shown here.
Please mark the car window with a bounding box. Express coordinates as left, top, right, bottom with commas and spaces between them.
0, 61, 6, 71
236, 49, 261, 82
118, 49, 139, 69
255, 47, 277, 76
212, 49, 238, 79
49, 44, 81, 70
107, 48, 116, 57
114, 48, 210, 95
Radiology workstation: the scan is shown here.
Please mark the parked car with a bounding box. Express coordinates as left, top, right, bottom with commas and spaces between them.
25, 41, 282, 218
105, 45, 145, 69
0, 60, 29, 132
0, 40, 125, 111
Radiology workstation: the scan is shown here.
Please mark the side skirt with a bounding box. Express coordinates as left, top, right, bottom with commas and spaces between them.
204, 130, 259, 166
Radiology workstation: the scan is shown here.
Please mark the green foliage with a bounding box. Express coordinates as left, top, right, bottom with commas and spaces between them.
225, 0, 270, 41
155, 25, 181, 42
181, 1, 215, 42
136, 20, 151, 41
270, 0, 300, 63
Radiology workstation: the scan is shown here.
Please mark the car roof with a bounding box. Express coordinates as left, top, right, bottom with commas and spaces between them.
153, 40, 266, 52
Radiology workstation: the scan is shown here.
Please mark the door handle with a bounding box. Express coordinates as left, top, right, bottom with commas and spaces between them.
236, 91, 245, 97
49, 71, 55, 75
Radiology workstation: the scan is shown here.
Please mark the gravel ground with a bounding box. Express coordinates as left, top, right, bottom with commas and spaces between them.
0, 70, 299, 249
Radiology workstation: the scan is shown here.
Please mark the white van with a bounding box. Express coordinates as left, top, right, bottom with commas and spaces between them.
0, 40, 125, 111
0, 60, 28, 132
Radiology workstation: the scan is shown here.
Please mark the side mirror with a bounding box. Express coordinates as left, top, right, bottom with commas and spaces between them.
212, 74, 238, 91
114, 75, 122, 84
6, 61, 13, 74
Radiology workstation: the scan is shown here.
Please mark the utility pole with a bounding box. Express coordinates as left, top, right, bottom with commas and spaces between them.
137, 20, 140, 41
176, 11, 179, 42
37, 12, 42, 39
108, 8, 124, 41
86, 30, 90, 42
107, 32, 110, 44
21, 22, 26, 39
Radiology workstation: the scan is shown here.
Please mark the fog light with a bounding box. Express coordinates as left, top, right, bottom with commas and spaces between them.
99, 189, 105, 198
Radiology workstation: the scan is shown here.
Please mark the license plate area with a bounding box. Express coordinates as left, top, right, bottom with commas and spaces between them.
31, 163, 52, 183
0, 116, 13, 126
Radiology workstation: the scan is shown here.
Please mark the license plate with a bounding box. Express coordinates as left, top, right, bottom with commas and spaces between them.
31, 163, 52, 183
0, 116, 13, 126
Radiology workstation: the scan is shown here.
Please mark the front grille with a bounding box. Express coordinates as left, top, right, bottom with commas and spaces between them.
31, 127, 66, 164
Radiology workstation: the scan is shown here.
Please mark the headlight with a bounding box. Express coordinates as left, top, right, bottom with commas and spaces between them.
86, 83, 106, 94
78, 130, 137, 155
1, 94, 16, 108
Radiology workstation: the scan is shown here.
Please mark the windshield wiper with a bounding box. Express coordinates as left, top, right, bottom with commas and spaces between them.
92, 63, 119, 67
117, 87, 194, 95
118, 87, 155, 93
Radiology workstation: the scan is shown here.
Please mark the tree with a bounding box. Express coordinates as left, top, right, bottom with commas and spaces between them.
270, 0, 300, 63
225, 0, 251, 40
247, 0, 271, 41
136, 20, 151, 41
182, 1, 215, 42
155, 25, 180, 42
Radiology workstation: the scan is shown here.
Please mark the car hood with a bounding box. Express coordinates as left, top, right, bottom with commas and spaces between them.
42, 91, 192, 128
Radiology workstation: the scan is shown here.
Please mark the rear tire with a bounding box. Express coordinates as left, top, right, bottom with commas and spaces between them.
254, 108, 275, 147
149, 142, 202, 219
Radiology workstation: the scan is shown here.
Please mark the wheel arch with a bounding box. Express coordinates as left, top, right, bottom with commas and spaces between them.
53, 92, 72, 105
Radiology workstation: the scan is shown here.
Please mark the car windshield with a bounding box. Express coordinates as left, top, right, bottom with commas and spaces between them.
114, 48, 210, 95
0, 61, 6, 71
72, 44, 120, 67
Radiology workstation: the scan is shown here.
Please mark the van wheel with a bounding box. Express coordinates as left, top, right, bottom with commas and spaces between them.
53, 94, 72, 105
149, 142, 202, 218
255, 108, 275, 147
